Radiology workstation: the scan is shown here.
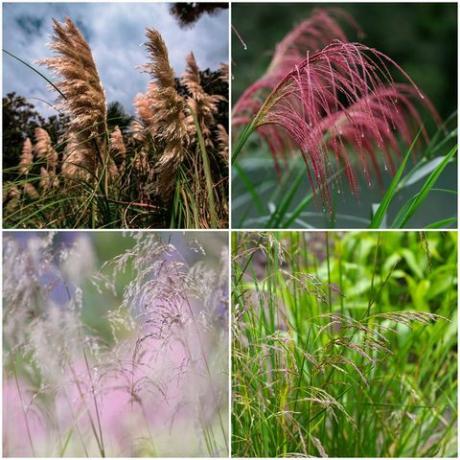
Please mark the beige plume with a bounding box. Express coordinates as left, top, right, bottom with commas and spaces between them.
40, 167, 59, 191
40, 18, 108, 180
34, 128, 58, 171
182, 52, 224, 147
24, 182, 39, 200
136, 28, 188, 200
110, 126, 126, 159
219, 62, 229, 84
19, 138, 34, 175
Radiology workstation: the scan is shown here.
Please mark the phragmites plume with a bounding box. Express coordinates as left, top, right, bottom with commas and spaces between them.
182, 52, 224, 147
135, 28, 188, 201
129, 120, 147, 144
40, 167, 59, 191
61, 131, 95, 180
34, 128, 58, 171
19, 138, 33, 175
233, 9, 440, 204
40, 18, 108, 180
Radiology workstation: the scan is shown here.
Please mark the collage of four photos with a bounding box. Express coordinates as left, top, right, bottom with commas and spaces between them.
2, 0, 458, 458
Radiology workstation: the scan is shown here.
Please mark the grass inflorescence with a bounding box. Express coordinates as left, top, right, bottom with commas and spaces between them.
232, 231, 457, 457
3, 232, 229, 457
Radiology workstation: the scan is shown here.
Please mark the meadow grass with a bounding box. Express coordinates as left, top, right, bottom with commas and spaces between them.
232, 231, 457, 457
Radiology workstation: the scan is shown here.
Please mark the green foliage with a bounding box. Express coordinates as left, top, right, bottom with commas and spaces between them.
232, 231, 457, 457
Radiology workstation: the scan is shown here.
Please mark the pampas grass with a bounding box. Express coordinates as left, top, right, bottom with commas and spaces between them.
4, 17, 228, 229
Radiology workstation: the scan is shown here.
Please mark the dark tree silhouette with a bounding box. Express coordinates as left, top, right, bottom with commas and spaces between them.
170, 3, 228, 28
3, 92, 45, 179
107, 101, 134, 132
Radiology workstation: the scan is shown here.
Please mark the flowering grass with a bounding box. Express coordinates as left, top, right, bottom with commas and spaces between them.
3, 14, 228, 229
231, 7, 457, 228
3, 232, 228, 457
232, 231, 457, 457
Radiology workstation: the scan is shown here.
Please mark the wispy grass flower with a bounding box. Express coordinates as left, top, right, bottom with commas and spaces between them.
233, 9, 440, 204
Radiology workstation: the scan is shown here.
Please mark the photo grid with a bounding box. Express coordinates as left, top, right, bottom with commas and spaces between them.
1, 0, 458, 458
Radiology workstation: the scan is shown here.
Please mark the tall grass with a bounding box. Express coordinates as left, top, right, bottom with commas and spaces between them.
3, 18, 228, 229
232, 231, 457, 457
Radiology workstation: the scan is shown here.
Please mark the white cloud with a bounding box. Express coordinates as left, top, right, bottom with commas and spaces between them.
3, 2, 228, 116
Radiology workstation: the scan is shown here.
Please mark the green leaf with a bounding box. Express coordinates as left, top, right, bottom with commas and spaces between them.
398, 156, 449, 188
370, 130, 421, 228
391, 145, 457, 228
426, 217, 457, 229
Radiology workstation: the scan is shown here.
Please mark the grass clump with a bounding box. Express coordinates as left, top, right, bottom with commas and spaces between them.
232, 231, 457, 457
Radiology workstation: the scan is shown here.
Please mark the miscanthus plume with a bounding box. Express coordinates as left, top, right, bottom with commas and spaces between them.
233, 8, 440, 203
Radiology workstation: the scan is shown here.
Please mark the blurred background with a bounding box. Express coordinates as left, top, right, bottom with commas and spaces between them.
231, 3, 457, 228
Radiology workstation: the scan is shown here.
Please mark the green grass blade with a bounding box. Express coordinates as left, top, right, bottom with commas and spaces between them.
391, 145, 457, 228
370, 130, 422, 228
192, 110, 218, 228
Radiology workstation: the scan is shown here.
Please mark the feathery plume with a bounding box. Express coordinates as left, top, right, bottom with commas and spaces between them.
24, 182, 39, 200
129, 120, 147, 144
110, 127, 126, 158
233, 9, 356, 131
253, 42, 439, 201
136, 28, 188, 200
19, 138, 33, 175
34, 128, 58, 171
233, 10, 440, 204
40, 18, 108, 180
182, 52, 224, 147
219, 62, 229, 84
39, 167, 59, 191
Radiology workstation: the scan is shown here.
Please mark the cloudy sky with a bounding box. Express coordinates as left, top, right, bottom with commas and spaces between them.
3, 2, 228, 116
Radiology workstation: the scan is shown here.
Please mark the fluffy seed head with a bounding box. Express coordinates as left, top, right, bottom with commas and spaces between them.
110, 126, 126, 159
40, 18, 108, 179
34, 128, 58, 171
182, 52, 224, 147
135, 28, 188, 200
19, 138, 34, 175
